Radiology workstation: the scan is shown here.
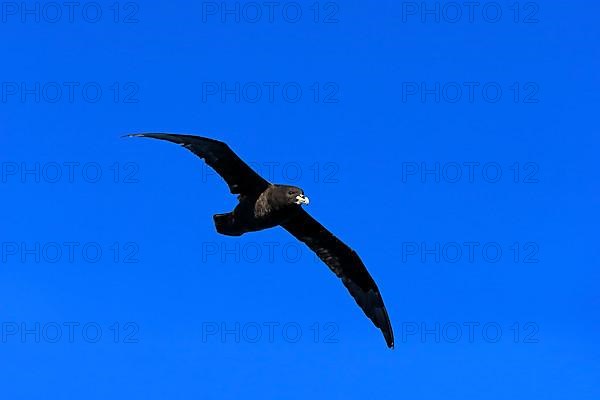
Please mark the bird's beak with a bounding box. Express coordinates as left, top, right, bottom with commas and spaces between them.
295, 194, 310, 205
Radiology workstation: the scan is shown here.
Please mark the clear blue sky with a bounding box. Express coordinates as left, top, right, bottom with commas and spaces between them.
1, 1, 598, 398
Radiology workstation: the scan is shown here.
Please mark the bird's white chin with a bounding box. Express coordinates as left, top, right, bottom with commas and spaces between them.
295, 195, 310, 205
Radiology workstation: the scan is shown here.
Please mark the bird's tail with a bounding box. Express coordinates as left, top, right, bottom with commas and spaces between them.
213, 213, 243, 236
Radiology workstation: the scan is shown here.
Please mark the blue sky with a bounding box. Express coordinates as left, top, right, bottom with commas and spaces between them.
1, 1, 598, 398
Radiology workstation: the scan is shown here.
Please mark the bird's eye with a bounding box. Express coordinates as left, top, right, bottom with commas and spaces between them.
288, 191, 294, 195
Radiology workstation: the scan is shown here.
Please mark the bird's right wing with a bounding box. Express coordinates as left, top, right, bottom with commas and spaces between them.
281, 208, 394, 348
127, 133, 270, 195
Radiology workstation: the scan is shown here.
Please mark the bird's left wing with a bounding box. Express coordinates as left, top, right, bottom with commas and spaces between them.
281, 209, 394, 348
127, 133, 270, 195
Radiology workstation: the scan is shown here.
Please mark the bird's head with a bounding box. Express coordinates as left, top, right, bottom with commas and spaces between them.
272, 185, 310, 207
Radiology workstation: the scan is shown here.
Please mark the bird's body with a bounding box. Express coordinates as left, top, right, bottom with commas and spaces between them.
214, 185, 307, 236
127, 132, 395, 348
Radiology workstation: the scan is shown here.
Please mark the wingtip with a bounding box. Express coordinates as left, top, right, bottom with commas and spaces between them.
375, 305, 395, 350
121, 133, 145, 139
384, 331, 394, 349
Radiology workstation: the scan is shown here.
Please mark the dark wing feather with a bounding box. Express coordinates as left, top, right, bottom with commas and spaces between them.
281, 209, 394, 348
127, 133, 270, 195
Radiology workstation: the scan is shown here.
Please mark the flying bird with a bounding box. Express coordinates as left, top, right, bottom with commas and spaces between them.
127, 133, 394, 348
